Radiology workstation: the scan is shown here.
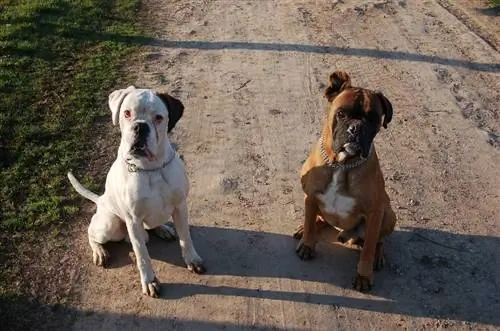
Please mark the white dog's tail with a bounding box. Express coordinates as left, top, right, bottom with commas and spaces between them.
67, 172, 100, 204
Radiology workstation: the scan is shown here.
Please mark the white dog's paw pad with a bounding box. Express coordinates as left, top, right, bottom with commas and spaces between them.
186, 257, 206, 274
142, 277, 161, 298
92, 245, 109, 267
187, 263, 206, 274
154, 223, 177, 241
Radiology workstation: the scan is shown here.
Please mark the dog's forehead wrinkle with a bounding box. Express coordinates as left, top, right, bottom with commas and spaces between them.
122, 89, 167, 115
333, 89, 375, 117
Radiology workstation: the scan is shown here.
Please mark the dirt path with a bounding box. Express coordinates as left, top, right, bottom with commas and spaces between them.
69, 0, 499, 330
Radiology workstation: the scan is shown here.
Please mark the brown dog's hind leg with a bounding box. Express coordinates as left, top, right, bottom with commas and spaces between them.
380, 205, 397, 238
293, 215, 328, 240
296, 196, 319, 260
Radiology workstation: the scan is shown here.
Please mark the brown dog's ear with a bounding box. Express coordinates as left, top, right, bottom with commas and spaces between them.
156, 92, 184, 133
324, 71, 352, 102
375, 92, 393, 129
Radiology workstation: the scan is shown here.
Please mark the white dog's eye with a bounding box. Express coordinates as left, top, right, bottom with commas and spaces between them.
124, 110, 132, 119
154, 114, 163, 123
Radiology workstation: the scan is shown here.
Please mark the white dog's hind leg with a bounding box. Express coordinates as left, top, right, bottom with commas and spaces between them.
152, 220, 177, 241
125, 217, 160, 298
172, 201, 205, 273
88, 209, 126, 267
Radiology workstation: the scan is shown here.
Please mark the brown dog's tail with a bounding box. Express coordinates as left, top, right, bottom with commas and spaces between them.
67, 172, 100, 204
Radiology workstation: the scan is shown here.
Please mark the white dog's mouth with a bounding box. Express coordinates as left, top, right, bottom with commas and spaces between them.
131, 145, 155, 161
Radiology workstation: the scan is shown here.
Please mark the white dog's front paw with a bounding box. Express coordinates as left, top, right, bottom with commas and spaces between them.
142, 277, 161, 298
92, 243, 109, 267
184, 251, 206, 274
153, 222, 177, 241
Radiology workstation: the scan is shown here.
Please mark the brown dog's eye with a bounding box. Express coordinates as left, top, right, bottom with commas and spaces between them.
155, 114, 163, 123
337, 110, 346, 119
124, 110, 131, 119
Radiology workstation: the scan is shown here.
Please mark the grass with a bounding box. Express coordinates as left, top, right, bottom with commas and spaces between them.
0, 0, 143, 231
0, 0, 149, 319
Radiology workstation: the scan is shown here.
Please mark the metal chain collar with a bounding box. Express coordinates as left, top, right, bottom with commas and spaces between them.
125, 151, 177, 173
319, 135, 373, 170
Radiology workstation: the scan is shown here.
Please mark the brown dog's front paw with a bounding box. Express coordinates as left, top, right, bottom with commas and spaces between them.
353, 273, 373, 292
293, 225, 305, 240
296, 241, 315, 260
142, 277, 161, 298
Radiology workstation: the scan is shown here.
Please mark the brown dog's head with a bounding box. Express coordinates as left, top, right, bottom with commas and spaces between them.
323, 71, 393, 161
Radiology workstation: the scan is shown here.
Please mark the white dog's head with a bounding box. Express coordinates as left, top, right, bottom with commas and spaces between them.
108, 86, 184, 162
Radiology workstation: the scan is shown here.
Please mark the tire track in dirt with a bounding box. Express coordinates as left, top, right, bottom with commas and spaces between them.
435, 0, 500, 52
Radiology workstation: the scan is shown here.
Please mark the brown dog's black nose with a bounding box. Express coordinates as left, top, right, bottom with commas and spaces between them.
348, 123, 361, 137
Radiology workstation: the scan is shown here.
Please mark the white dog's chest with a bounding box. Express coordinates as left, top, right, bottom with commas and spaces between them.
316, 171, 355, 219
121, 169, 187, 227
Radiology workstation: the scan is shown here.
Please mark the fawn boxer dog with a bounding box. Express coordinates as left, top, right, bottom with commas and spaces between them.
293, 71, 397, 292
68, 86, 205, 298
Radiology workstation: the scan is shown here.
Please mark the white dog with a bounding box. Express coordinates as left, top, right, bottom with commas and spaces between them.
67, 86, 205, 297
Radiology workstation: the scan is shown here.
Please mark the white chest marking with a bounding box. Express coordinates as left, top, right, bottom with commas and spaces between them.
316, 171, 355, 218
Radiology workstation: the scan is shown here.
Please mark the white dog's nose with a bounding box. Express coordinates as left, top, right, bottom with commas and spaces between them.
133, 122, 150, 137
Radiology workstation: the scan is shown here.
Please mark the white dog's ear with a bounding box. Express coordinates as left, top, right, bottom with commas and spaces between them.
155, 92, 184, 132
108, 86, 136, 125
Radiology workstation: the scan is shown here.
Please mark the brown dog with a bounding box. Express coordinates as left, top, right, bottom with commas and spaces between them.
293, 71, 397, 292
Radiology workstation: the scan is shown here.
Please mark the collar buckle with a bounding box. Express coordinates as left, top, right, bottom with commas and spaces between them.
125, 151, 177, 173
127, 163, 138, 173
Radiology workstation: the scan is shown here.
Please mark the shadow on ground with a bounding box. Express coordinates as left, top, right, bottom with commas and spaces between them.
97, 225, 500, 327
0, 296, 303, 331
477, 6, 500, 17
2, 225, 499, 329
3, 9, 499, 73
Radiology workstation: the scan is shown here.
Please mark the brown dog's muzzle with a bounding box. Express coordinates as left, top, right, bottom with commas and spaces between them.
353, 122, 376, 158
337, 119, 375, 158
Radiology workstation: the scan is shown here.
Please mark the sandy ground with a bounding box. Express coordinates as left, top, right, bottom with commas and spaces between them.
62, 0, 500, 330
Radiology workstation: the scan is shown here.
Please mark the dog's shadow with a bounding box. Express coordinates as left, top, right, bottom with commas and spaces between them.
104, 224, 499, 325
104, 232, 185, 269
196, 226, 499, 326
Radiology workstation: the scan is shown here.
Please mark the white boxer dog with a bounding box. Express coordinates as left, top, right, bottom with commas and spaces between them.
67, 86, 205, 298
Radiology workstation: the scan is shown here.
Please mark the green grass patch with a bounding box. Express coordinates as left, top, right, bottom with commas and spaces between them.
0, 0, 144, 231
491, 0, 500, 7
